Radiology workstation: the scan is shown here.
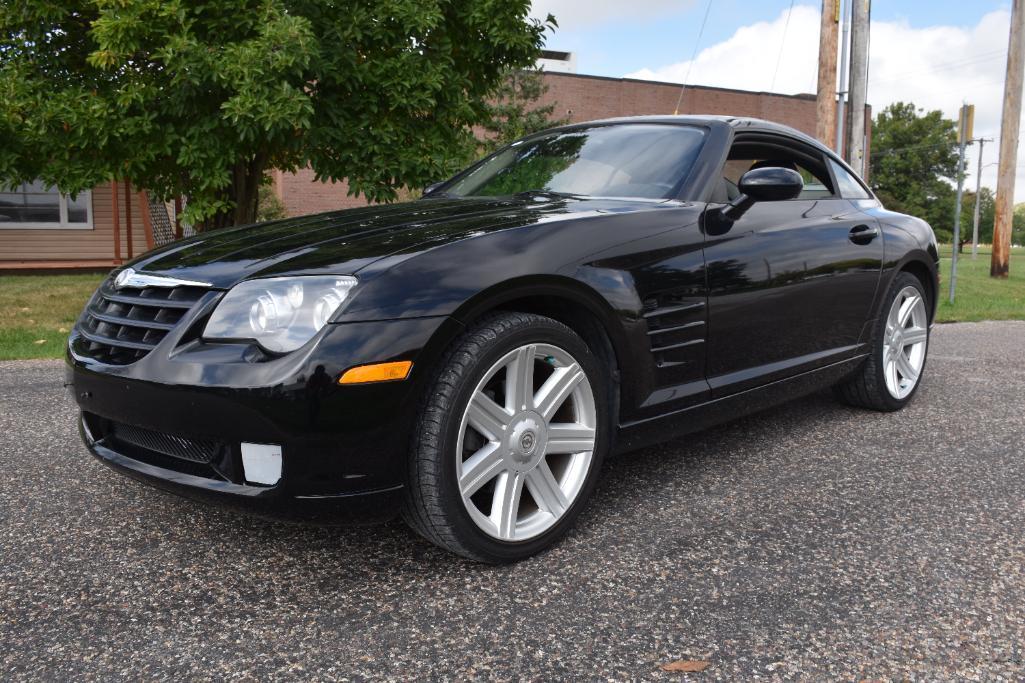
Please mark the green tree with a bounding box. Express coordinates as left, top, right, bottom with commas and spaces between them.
961, 186, 996, 246
0, 1, 551, 229
477, 67, 569, 156
1015, 203, 1025, 247
869, 102, 959, 242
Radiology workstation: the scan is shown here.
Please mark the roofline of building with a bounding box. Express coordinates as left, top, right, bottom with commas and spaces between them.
539, 70, 817, 102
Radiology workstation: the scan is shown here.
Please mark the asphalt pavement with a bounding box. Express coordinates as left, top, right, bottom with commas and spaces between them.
2, 322, 1025, 680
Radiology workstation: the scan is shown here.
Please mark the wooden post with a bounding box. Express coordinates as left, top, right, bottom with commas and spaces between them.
847, 0, 870, 176
993, 0, 1025, 278
173, 197, 183, 240
111, 180, 122, 265
123, 181, 134, 260
140, 191, 154, 251
815, 0, 839, 148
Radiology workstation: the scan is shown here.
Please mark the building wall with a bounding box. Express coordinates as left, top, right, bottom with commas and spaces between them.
0, 181, 149, 266
273, 168, 369, 218
539, 72, 819, 136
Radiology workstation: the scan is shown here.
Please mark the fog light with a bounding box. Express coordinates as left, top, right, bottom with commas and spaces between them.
241, 442, 282, 486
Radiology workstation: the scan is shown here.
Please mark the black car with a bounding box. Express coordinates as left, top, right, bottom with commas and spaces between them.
69, 116, 939, 562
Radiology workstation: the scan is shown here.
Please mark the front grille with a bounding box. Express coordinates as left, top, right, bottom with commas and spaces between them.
78, 281, 206, 364
109, 421, 221, 465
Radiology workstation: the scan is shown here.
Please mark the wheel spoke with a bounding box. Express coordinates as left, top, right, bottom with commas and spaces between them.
886, 357, 900, 394
886, 297, 901, 334
467, 391, 509, 441
535, 363, 584, 421
903, 326, 928, 346
458, 443, 504, 497
547, 423, 596, 454
526, 459, 569, 517
896, 351, 920, 382
490, 470, 524, 539
897, 295, 920, 327
505, 344, 535, 413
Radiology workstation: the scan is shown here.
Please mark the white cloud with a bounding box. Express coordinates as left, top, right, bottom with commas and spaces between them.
626, 6, 1022, 201
530, 0, 696, 31
627, 5, 822, 95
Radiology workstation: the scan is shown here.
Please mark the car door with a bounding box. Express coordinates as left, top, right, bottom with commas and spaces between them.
702, 133, 883, 396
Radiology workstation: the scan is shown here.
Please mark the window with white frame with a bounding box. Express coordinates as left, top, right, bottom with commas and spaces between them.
0, 181, 92, 229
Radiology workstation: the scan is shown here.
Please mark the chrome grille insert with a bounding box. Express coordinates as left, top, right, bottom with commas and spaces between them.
78, 278, 207, 365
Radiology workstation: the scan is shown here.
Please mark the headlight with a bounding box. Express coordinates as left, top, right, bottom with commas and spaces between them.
203, 276, 358, 352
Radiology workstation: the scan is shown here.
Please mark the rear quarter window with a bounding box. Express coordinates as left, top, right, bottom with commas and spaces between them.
828, 159, 872, 199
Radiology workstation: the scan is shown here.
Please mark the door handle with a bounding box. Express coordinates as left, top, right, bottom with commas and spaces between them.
849, 224, 879, 244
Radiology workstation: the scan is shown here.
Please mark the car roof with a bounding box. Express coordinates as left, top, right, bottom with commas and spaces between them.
548, 115, 832, 157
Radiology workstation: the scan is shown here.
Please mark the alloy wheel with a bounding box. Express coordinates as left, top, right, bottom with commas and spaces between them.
456, 343, 597, 542
882, 285, 929, 400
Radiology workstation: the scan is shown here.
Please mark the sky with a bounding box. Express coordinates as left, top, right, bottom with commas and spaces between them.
529, 0, 1020, 201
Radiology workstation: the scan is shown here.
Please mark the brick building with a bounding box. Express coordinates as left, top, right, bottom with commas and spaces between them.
1, 72, 853, 269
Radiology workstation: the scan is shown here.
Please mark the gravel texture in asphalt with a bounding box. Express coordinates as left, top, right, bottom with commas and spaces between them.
2, 321, 1025, 680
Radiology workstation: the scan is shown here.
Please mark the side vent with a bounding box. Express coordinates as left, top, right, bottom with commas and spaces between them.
642, 298, 706, 368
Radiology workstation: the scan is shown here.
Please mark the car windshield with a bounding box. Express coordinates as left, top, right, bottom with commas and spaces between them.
441, 124, 706, 200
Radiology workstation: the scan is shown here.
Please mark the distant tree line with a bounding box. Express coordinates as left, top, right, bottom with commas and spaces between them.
869, 102, 1025, 248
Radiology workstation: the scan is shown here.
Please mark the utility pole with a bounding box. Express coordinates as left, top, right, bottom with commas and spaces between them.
949, 104, 973, 304
847, 0, 870, 175
815, 0, 840, 148
993, 0, 1025, 278
971, 138, 989, 259
834, 0, 850, 158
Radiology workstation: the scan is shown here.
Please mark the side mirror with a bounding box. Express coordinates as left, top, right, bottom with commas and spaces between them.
738, 166, 804, 202
718, 167, 804, 223
423, 181, 444, 196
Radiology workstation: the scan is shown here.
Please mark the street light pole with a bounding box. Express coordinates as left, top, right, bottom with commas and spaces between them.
834, 0, 850, 158
949, 104, 972, 304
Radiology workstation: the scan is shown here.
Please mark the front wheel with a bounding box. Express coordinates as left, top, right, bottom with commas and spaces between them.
402, 312, 609, 563
834, 271, 931, 411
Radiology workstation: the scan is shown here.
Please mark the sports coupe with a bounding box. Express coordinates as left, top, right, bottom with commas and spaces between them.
69, 116, 938, 562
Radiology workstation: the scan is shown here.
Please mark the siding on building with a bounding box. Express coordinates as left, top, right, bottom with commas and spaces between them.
0, 181, 150, 266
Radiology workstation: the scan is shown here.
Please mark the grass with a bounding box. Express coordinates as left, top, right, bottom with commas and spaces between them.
0, 273, 105, 360
0, 246, 1022, 360
936, 245, 1025, 323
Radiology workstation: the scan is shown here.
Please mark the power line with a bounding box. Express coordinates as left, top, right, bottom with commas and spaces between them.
770, 0, 795, 92
673, 0, 714, 115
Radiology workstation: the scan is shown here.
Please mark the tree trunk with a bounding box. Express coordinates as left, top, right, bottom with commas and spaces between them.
196, 154, 266, 231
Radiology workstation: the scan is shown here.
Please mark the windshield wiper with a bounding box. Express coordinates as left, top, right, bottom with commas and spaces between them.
511, 189, 582, 201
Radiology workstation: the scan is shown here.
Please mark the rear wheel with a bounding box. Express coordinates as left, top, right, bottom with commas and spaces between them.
402, 312, 609, 563
834, 272, 930, 411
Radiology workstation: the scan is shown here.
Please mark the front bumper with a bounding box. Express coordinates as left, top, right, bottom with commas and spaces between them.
68, 316, 462, 522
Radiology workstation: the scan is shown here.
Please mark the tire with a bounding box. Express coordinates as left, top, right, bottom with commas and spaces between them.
834, 271, 931, 412
401, 311, 610, 563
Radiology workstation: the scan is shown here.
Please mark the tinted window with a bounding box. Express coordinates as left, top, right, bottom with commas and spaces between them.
828, 159, 871, 199
444, 124, 706, 200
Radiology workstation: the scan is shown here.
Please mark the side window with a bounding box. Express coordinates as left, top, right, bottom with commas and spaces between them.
828, 159, 871, 199
720, 137, 839, 201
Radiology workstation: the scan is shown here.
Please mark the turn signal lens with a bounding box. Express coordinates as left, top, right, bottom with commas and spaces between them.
338, 360, 413, 385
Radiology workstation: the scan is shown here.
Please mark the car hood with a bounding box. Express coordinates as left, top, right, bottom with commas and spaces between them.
127, 197, 629, 289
